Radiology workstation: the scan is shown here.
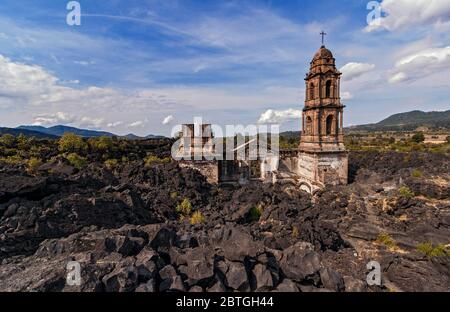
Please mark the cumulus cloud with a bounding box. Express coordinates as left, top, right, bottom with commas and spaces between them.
162, 115, 174, 125
0, 54, 188, 131
388, 46, 450, 83
129, 120, 145, 127
341, 91, 354, 100
365, 0, 450, 32
340, 62, 375, 80
32, 112, 76, 126
258, 108, 302, 124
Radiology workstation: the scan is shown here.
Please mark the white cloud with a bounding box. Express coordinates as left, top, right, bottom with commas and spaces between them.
107, 121, 123, 128
389, 46, 450, 83
79, 117, 104, 129
129, 121, 145, 127
162, 115, 174, 125
388, 72, 408, 84
32, 112, 76, 126
341, 91, 354, 100
0, 54, 186, 129
365, 0, 450, 32
258, 108, 302, 124
340, 62, 375, 80
74, 60, 96, 66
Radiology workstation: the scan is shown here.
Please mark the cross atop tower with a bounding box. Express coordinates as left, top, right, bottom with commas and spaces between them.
320, 31, 327, 45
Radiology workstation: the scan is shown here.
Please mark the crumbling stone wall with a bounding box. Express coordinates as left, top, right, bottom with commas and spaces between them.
179, 161, 219, 184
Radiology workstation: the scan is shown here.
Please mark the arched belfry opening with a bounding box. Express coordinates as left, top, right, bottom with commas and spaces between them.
306, 116, 313, 134
326, 115, 333, 135
325, 80, 332, 98
309, 83, 315, 100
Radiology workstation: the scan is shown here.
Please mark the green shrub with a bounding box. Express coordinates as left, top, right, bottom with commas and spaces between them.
248, 204, 264, 222
190, 211, 206, 225
376, 233, 398, 250
66, 153, 87, 169
104, 159, 118, 170
411, 169, 422, 178
411, 132, 425, 143
89, 136, 114, 152
144, 155, 171, 167
416, 242, 449, 259
59, 133, 87, 153
0, 134, 15, 147
398, 186, 414, 198
176, 198, 192, 219
27, 157, 43, 173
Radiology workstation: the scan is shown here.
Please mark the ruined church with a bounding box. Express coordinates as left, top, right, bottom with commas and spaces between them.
176, 44, 348, 194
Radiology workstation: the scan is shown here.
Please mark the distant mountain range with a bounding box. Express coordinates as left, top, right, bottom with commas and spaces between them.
1, 110, 448, 140
347, 110, 450, 132
0, 125, 166, 139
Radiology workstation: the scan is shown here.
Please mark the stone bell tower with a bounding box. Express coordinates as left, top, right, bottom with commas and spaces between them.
299, 44, 345, 152
297, 39, 348, 189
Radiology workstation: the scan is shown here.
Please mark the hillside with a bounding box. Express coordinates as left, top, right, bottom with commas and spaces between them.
348, 110, 450, 132
18, 125, 116, 138
13, 125, 166, 139
0, 127, 58, 139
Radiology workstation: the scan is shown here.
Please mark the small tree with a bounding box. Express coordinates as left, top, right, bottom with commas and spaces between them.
89, 136, 114, 152
59, 133, 87, 153
0, 134, 15, 147
411, 132, 425, 143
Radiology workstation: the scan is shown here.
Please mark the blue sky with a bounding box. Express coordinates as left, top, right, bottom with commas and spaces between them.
0, 0, 449, 136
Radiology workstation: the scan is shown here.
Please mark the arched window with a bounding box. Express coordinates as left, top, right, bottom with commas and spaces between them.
326, 115, 333, 135
309, 83, 314, 100
325, 80, 332, 98
306, 116, 313, 134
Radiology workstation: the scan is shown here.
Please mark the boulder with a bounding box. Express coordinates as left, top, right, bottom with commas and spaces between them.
224, 261, 250, 291
343, 276, 367, 292
279, 242, 322, 282
102, 265, 139, 292
274, 279, 299, 292
319, 268, 345, 292
253, 264, 275, 290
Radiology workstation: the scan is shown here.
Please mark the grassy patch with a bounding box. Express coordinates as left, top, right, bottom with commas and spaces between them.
144, 155, 171, 167
411, 169, 422, 178
398, 186, 414, 199
416, 242, 449, 259
190, 211, 206, 225
376, 233, 398, 251
176, 198, 192, 220
292, 226, 299, 239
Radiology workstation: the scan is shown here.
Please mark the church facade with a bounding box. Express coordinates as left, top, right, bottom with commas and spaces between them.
176, 44, 348, 194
